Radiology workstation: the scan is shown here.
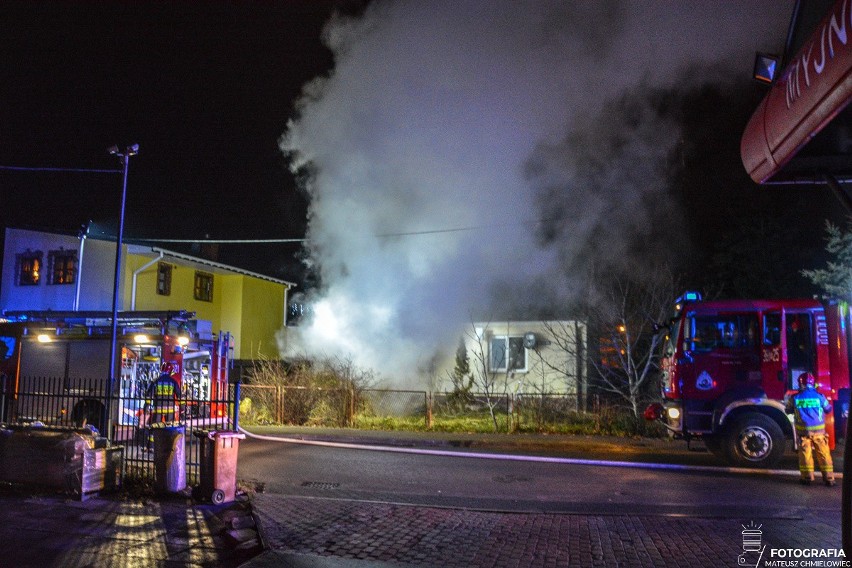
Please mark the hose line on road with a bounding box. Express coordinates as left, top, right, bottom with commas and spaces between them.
237, 427, 829, 479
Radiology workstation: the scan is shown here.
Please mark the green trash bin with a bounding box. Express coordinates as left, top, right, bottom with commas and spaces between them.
151, 425, 186, 494
194, 430, 245, 504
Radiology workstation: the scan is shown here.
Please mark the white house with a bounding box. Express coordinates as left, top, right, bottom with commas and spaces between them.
461, 320, 587, 397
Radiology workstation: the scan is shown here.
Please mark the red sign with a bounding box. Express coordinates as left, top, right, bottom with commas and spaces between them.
741, 0, 852, 183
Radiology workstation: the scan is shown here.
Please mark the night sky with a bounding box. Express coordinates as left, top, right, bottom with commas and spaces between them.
0, 1, 364, 282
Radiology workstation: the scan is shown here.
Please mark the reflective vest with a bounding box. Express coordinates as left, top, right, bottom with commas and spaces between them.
788, 387, 831, 436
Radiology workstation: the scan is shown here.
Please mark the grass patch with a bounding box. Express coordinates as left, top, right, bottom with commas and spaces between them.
350, 411, 664, 437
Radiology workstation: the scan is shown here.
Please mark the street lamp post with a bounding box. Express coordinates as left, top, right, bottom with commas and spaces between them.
105, 144, 138, 440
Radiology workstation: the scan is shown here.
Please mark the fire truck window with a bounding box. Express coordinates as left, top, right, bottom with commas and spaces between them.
687, 315, 757, 352
763, 313, 781, 346
787, 314, 813, 375
0, 337, 14, 361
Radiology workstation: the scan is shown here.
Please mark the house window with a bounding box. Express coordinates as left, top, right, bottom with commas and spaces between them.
157, 263, 172, 296
489, 336, 527, 372
16, 250, 43, 286
47, 249, 77, 285
194, 271, 213, 302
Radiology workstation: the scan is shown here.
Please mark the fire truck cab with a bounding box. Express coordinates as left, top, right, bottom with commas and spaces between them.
646, 292, 850, 468
0, 310, 231, 439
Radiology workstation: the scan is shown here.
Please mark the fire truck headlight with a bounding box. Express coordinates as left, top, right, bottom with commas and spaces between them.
667, 407, 681, 420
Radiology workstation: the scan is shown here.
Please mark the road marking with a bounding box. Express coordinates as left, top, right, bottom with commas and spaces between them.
238, 428, 840, 478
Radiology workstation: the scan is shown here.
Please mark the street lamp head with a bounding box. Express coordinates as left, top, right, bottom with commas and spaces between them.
107, 143, 139, 157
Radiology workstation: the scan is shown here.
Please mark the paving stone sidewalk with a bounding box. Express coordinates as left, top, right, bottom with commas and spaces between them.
0, 493, 261, 567
248, 493, 844, 568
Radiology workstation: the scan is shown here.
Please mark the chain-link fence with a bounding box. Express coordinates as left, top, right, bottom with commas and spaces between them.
240, 384, 353, 427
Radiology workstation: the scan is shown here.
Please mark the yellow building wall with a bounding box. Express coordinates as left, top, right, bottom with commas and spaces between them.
123, 253, 286, 360
218, 275, 244, 357
238, 277, 285, 359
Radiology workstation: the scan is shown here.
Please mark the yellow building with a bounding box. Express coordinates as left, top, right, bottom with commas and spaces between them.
125, 245, 294, 360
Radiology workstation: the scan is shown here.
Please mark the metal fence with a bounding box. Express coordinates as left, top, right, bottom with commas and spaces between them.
0, 375, 238, 483
239, 385, 597, 433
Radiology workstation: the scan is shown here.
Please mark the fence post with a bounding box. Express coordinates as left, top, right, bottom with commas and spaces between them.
426, 391, 433, 429
233, 381, 241, 432
508, 393, 516, 433
275, 385, 282, 424
347, 388, 355, 427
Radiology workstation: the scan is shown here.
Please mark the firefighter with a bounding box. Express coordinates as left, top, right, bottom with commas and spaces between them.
786, 372, 835, 486
143, 361, 180, 426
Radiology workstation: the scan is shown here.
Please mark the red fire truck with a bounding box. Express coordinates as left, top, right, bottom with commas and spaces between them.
0, 310, 232, 439
645, 292, 850, 468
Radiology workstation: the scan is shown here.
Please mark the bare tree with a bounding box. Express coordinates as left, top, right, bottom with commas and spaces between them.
586, 276, 677, 421
540, 269, 678, 425
465, 321, 508, 432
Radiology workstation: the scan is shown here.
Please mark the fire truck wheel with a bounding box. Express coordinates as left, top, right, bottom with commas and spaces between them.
724, 413, 785, 468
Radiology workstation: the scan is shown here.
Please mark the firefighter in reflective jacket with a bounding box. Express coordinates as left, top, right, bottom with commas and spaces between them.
144, 361, 180, 425
786, 372, 835, 486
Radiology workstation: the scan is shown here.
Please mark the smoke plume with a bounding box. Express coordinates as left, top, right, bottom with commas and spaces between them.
280, 0, 791, 384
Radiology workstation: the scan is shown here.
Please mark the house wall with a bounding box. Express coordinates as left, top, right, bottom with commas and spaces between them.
2, 229, 290, 361
125, 254, 288, 360
219, 276, 244, 357
1, 228, 119, 312
237, 277, 285, 359
462, 320, 587, 395
126, 255, 223, 325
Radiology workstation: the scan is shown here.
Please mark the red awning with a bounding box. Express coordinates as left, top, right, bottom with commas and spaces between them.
741, 0, 852, 183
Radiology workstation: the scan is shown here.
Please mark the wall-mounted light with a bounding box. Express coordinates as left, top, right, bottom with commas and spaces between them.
134, 334, 150, 344
753, 52, 779, 84
177, 335, 190, 347
37, 334, 52, 343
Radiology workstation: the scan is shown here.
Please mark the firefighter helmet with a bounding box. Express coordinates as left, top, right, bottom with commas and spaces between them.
161, 361, 176, 375
797, 372, 816, 390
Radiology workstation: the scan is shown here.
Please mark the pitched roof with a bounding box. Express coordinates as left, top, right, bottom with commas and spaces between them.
127, 245, 296, 287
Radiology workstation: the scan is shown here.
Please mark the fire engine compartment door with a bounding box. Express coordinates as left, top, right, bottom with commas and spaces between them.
19, 339, 113, 387
19, 341, 67, 383
761, 312, 784, 400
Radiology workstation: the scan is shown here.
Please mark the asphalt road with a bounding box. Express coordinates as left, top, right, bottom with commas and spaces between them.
236, 433, 842, 518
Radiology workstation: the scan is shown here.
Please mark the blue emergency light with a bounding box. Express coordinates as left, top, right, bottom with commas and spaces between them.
675, 291, 702, 305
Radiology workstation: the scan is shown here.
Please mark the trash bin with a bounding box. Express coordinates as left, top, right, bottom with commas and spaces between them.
151, 425, 186, 494
194, 430, 245, 504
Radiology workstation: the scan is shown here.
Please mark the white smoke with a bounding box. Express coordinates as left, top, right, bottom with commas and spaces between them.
280, 0, 792, 385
